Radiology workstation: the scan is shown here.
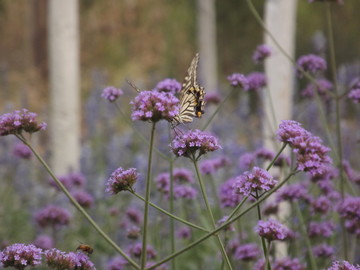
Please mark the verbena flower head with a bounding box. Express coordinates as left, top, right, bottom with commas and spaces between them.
154, 78, 182, 94
301, 78, 333, 100
131, 90, 179, 122
0, 243, 42, 269
126, 225, 141, 240
0, 109, 47, 136
101, 86, 124, 102
105, 167, 138, 194
12, 143, 32, 159
200, 156, 230, 175
325, 260, 360, 270
49, 172, 86, 191
308, 221, 336, 238
34, 205, 71, 228
296, 54, 327, 77
33, 235, 54, 250
276, 183, 312, 203
155, 172, 170, 195
45, 248, 95, 270
72, 191, 94, 208
174, 185, 198, 200
348, 89, 360, 103
234, 243, 260, 261
273, 257, 306, 270
311, 195, 332, 214
173, 168, 194, 183
219, 178, 243, 208
233, 167, 278, 197
227, 73, 249, 89
107, 256, 128, 270
238, 152, 256, 170
312, 243, 335, 258
262, 201, 279, 216
127, 242, 157, 259
255, 219, 289, 241
125, 208, 142, 225
170, 129, 221, 159
343, 160, 360, 185
204, 92, 221, 105
277, 120, 332, 176
253, 44, 271, 64
176, 227, 192, 240
247, 72, 267, 91
217, 216, 235, 232
337, 197, 360, 235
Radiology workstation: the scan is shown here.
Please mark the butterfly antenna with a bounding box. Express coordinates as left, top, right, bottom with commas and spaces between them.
126, 79, 141, 93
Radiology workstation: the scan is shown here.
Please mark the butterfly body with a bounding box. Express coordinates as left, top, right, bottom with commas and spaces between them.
76, 244, 94, 255
172, 53, 206, 125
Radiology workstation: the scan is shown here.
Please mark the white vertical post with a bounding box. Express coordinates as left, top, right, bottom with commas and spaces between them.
48, 0, 80, 174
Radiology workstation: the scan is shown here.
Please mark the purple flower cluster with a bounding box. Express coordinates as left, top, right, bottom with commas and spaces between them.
227, 73, 249, 89
127, 242, 157, 259
0, 109, 47, 136
233, 167, 278, 197
296, 54, 327, 77
12, 143, 32, 159
308, 221, 336, 238
101, 86, 124, 102
107, 256, 128, 270
233, 243, 260, 261
337, 196, 360, 236
34, 205, 71, 228
199, 156, 230, 175
247, 72, 267, 91
174, 185, 197, 200
276, 183, 312, 203
219, 178, 243, 208
170, 129, 221, 159
131, 90, 179, 122
277, 120, 332, 176
347, 77, 360, 103
125, 208, 142, 225
343, 160, 360, 185
301, 78, 333, 100
126, 225, 141, 240
217, 216, 235, 232
253, 44, 271, 64
154, 78, 182, 94
45, 248, 95, 270
173, 168, 195, 183
176, 227, 192, 240
0, 243, 42, 269
33, 235, 54, 250
204, 92, 221, 105
272, 257, 306, 270
311, 195, 332, 214
255, 219, 289, 241
49, 172, 87, 191
71, 190, 94, 208
312, 243, 335, 258
105, 167, 138, 194
325, 260, 360, 270
238, 152, 256, 170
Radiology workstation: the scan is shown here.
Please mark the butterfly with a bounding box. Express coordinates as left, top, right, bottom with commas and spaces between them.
172, 53, 206, 126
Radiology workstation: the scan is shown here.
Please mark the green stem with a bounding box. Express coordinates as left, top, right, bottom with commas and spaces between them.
265, 241, 272, 270
193, 158, 233, 270
17, 135, 139, 269
140, 122, 156, 269
202, 86, 236, 131
266, 143, 287, 171
325, 4, 348, 259
293, 202, 318, 270
255, 191, 270, 270
168, 143, 176, 270
147, 170, 298, 270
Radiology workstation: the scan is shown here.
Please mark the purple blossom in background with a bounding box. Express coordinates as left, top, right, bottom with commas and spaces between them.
308, 0, 344, 4
69, 172, 87, 188
226, 239, 240, 255
127, 242, 157, 259
301, 78, 333, 100
296, 54, 327, 77
234, 243, 260, 261
255, 219, 289, 241
219, 178, 243, 208
71, 190, 94, 208
146, 261, 169, 270
0, 109, 47, 136
233, 167, 278, 197
247, 72, 267, 91
0, 243, 42, 269
344, 219, 360, 236
105, 167, 138, 194
49, 172, 87, 191
125, 208, 142, 225
277, 120, 332, 176
337, 196, 360, 235
174, 185, 198, 200
107, 256, 128, 270
101, 86, 124, 102
155, 172, 170, 195
273, 154, 291, 168
34, 205, 71, 228
176, 227, 192, 240
312, 243, 335, 258
44, 248, 95, 270
131, 90, 179, 122
308, 221, 336, 238
12, 143, 32, 159
33, 235, 54, 250
227, 73, 249, 89
238, 152, 256, 170
173, 168, 194, 183
126, 225, 141, 240
343, 160, 360, 185
253, 259, 266, 270
262, 201, 279, 216
154, 78, 181, 94
200, 156, 230, 175
170, 129, 221, 159
253, 44, 271, 64
272, 257, 306, 270
216, 216, 234, 232
255, 148, 275, 161
204, 92, 221, 105
49, 175, 73, 191
348, 89, 360, 103
276, 183, 312, 203
325, 260, 360, 270
311, 195, 332, 214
